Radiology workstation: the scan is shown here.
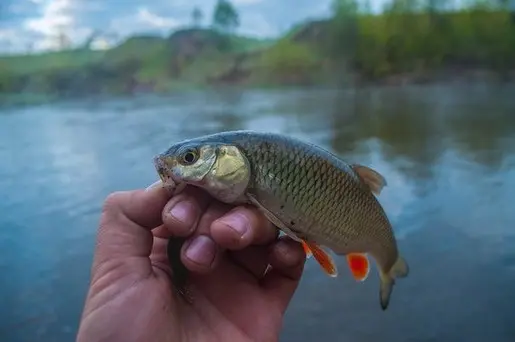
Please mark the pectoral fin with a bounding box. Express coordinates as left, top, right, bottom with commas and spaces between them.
351, 164, 387, 195
346, 253, 370, 282
302, 241, 338, 277
247, 194, 304, 243
245, 195, 335, 275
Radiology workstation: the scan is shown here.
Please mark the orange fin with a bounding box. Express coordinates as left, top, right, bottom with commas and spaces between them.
351, 164, 387, 195
301, 241, 313, 258
304, 241, 338, 277
346, 253, 370, 282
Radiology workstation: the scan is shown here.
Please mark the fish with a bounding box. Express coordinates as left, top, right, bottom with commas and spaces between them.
153, 130, 409, 310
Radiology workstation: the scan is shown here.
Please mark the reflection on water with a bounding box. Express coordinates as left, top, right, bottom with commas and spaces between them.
1, 84, 515, 341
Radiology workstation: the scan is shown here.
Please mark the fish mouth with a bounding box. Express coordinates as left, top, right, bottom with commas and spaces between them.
153, 155, 186, 195
153, 155, 173, 183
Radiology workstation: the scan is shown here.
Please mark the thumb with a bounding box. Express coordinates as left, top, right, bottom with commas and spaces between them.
261, 237, 306, 314
93, 185, 171, 267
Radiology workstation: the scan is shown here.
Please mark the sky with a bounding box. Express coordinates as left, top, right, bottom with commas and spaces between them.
0, 0, 512, 54
0, 0, 356, 54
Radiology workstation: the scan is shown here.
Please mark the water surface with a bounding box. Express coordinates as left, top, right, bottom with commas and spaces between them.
1, 85, 515, 341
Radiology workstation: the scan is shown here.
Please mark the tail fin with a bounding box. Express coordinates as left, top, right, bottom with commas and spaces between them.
378, 256, 409, 310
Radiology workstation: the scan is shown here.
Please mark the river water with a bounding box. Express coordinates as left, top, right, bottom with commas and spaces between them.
1, 85, 515, 341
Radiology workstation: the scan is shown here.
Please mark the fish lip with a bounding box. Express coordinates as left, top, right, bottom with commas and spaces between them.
153, 155, 189, 195
153, 155, 178, 186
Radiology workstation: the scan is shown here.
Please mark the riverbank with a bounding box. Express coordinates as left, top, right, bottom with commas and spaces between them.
1, 6, 514, 106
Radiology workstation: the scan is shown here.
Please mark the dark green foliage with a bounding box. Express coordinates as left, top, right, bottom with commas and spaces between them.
325, 0, 515, 78
192, 7, 203, 27
258, 39, 322, 84
212, 0, 240, 33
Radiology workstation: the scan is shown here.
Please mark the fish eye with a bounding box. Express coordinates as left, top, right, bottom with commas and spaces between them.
180, 148, 199, 165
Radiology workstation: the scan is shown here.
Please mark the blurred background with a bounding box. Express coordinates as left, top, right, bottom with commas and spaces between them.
1, 0, 515, 341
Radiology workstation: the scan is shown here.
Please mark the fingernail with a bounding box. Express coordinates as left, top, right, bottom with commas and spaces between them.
219, 213, 250, 238
170, 201, 195, 226
145, 180, 162, 191
185, 236, 216, 266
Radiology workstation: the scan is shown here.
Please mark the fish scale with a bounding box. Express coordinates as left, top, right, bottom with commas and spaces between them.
155, 130, 409, 310
233, 133, 390, 249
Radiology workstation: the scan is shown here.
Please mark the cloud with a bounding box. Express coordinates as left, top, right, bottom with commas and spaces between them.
0, 0, 338, 54
25, 0, 74, 35
109, 7, 185, 39
238, 12, 278, 37
0, 29, 17, 41
232, 0, 264, 5
15, 0, 93, 51
137, 7, 181, 29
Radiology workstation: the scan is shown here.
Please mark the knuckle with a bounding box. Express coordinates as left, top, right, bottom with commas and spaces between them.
177, 193, 198, 206
164, 194, 196, 215
238, 206, 258, 223
252, 210, 275, 232
102, 191, 127, 214
249, 207, 266, 222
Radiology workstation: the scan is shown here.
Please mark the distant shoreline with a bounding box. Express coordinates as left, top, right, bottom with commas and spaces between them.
350, 68, 515, 87
2, 69, 514, 109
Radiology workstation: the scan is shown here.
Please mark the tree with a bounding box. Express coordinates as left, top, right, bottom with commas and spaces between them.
327, 0, 359, 60
191, 7, 203, 27
509, 0, 515, 23
56, 24, 71, 50
212, 0, 239, 33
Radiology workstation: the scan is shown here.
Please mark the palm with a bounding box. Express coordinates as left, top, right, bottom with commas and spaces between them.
145, 234, 283, 342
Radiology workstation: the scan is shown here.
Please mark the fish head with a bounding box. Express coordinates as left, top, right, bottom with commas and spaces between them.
154, 140, 251, 204
154, 142, 216, 186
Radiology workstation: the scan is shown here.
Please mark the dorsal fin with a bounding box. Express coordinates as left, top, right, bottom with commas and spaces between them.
351, 164, 387, 195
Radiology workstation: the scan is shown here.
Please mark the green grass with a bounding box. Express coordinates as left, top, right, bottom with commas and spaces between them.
0, 49, 104, 75
228, 35, 274, 53
102, 36, 168, 64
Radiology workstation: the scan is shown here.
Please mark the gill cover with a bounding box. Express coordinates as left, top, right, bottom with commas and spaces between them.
202, 145, 251, 203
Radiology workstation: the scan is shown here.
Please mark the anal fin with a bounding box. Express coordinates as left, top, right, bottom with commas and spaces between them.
346, 253, 370, 282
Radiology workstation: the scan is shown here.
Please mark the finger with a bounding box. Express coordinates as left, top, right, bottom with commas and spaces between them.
210, 206, 277, 250
95, 186, 172, 264
106, 186, 171, 230
180, 201, 232, 273
261, 237, 306, 314
229, 245, 270, 279
161, 186, 212, 237
151, 224, 169, 239
149, 236, 172, 276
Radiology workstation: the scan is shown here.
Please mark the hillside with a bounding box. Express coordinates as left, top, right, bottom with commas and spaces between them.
0, 28, 276, 100
1, 6, 515, 105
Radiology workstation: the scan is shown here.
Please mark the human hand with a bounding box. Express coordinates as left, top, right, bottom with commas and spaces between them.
76, 184, 306, 342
